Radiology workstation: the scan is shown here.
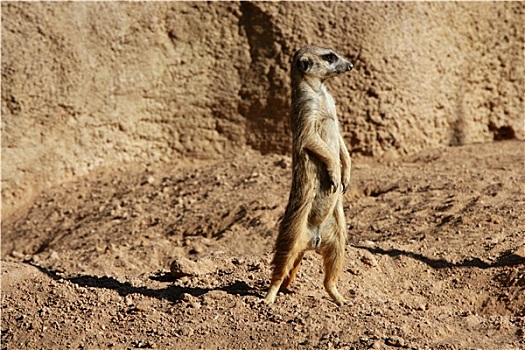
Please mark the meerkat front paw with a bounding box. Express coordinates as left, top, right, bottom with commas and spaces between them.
341, 178, 350, 194
327, 170, 341, 194
341, 171, 351, 194
329, 180, 339, 194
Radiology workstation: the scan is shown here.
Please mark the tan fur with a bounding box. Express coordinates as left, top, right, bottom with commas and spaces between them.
264, 46, 353, 306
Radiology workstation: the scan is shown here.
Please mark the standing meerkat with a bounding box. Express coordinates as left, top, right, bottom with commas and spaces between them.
264, 46, 353, 306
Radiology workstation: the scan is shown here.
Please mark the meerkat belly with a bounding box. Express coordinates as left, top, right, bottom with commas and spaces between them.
307, 117, 341, 237
318, 91, 340, 154
319, 123, 340, 157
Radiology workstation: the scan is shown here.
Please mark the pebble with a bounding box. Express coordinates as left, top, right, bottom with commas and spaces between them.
189, 245, 205, 254
180, 293, 193, 302
203, 290, 228, 300
385, 336, 405, 347
416, 303, 427, 311
361, 240, 377, 248
231, 257, 245, 265
370, 340, 382, 349
170, 257, 215, 278
179, 326, 194, 337
274, 159, 288, 169
124, 295, 134, 306
11, 251, 27, 259
361, 251, 378, 267
190, 301, 202, 309
49, 250, 59, 260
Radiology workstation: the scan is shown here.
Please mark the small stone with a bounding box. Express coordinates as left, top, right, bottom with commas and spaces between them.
11, 251, 26, 259
361, 240, 376, 248
180, 293, 193, 302
232, 257, 245, 265
190, 301, 202, 309
416, 303, 427, 311
274, 159, 288, 169
371, 341, 382, 349
361, 251, 378, 267
118, 122, 128, 132
514, 245, 525, 257
170, 257, 215, 278
124, 295, 134, 306
147, 176, 155, 185
189, 245, 204, 254
385, 336, 405, 347
201, 290, 228, 306
179, 326, 194, 337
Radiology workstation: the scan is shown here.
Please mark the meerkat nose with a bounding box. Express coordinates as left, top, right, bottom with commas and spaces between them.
347, 62, 354, 71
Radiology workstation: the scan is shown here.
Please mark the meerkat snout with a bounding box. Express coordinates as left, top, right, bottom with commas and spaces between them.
337, 60, 353, 74
336, 56, 353, 73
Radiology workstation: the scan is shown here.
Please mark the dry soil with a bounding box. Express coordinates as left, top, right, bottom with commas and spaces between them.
2, 140, 524, 350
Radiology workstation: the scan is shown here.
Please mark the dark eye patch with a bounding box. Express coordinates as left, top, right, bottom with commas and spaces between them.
322, 53, 337, 64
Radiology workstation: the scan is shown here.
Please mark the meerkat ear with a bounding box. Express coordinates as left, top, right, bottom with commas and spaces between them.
297, 57, 312, 73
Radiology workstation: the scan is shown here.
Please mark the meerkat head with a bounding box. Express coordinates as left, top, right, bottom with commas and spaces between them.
292, 46, 353, 81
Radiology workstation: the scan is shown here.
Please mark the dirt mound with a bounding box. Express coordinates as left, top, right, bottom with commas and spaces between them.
2, 2, 524, 218
2, 141, 524, 349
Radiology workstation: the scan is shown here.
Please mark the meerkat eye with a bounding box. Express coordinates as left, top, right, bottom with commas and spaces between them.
322, 53, 337, 64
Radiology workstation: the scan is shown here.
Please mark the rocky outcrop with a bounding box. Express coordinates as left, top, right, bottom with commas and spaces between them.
2, 2, 523, 218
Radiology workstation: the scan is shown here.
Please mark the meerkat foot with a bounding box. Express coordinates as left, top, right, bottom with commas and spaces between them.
264, 284, 281, 304
263, 293, 276, 304
327, 287, 347, 306
325, 283, 348, 306
334, 295, 348, 306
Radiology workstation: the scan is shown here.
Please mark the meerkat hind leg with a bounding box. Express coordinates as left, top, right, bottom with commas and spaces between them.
320, 240, 346, 305
264, 245, 305, 304
319, 209, 347, 306
282, 251, 305, 289
264, 279, 281, 304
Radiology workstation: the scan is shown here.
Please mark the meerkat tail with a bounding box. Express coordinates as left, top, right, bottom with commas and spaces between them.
265, 201, 313, 303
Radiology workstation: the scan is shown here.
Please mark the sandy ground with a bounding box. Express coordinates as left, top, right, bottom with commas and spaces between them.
2, 140, 524, 350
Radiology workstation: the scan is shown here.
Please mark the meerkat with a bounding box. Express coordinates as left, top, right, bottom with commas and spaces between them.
264, 46, 353, 306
